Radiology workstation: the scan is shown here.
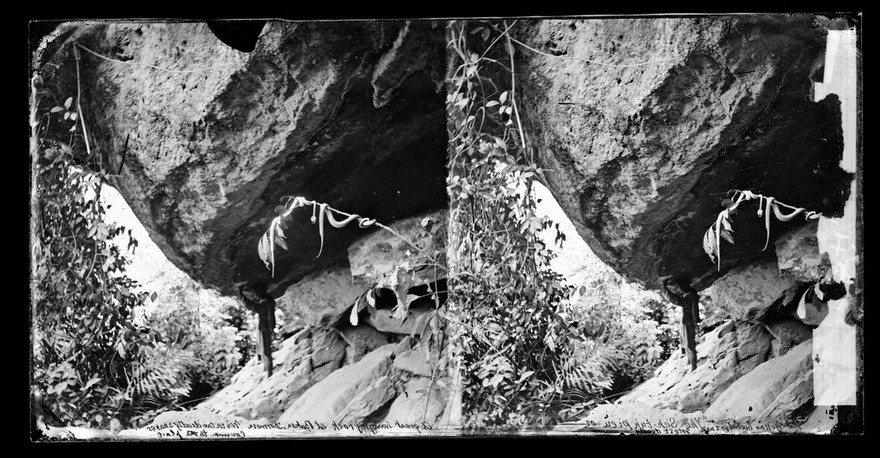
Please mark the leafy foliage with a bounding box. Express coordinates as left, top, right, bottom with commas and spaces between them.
30, 45, 241, 430
127, 285, 251, 420
704, 189, 822, 270
444, 21, 678, 428
445, 21, 590, 428
642, 298, 680, 364
553, 275, 670, 420
31, 69, 153, 428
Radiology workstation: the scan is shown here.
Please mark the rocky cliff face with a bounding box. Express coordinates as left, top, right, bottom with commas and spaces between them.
35, 16, 853, 296
33, 16, 857, 435
35, 20, 455, 434
35, 20, 448, 296
519, 17, 856, 432
516, 15, 852, 290
179, 212, 452, 430
557, 220, 845, 432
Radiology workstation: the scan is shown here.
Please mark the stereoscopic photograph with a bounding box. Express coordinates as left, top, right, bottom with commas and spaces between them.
28, 13, 862, 439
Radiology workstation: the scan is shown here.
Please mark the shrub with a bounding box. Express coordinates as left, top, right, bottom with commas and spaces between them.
445, 21, 585, 428
31, 76, 151, 427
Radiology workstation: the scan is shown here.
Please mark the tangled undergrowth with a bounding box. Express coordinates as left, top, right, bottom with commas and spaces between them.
444, 20, 680, 429
445, 20, 604, 429
31, 41, 255, 432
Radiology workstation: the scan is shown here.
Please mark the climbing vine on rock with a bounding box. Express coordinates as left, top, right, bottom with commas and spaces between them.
30, 64, 151, 429
30, 43, 199, 431
703, 189, 823, 270
445, 20, 592, 429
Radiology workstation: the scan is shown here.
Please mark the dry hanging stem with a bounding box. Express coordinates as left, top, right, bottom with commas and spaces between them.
703, 190, 822, 270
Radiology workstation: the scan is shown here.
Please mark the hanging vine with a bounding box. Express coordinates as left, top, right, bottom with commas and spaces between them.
256, 195, 447, 317
30, 42, 174, 430
31, 37, 243, 432
703, 189, 823, 270
444, 20, 607, 429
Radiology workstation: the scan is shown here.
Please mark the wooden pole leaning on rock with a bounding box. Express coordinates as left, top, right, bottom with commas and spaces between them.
660, 277, 701, 371
239, 282, 276, 378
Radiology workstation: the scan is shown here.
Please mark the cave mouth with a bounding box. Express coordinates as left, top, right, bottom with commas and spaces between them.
206, 20, 267, 53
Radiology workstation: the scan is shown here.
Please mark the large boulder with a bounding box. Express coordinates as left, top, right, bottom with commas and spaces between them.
705, 340, 813, 421
338, 323, 393, 365
703, 260, 799, 320
766, 318, 813, 358
603, 321, 814, 427
382, 376, 448, 426
332, 376, 397, 424
270, 208, 449, 337
195, 326, 346, 421
347, 210, 447, 316
347, 210, 446, 286
365, 303, 435, 336
774, 221, 832, 282
309, 327, 347, 369
393, 338, 436, 378
34, 20, 448, 295
278, 343, 397, 423
276, 263, 369, 333
517, 16, 852, 290
621, 320, 771, 413
735, 320, 774, 374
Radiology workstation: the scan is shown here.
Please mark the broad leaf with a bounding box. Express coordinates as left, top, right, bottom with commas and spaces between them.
720, 215, 733, 232
720, 229, 734, 245
257, 233, 272, 271
702, 227, 717, 263
349, 298, 359, 326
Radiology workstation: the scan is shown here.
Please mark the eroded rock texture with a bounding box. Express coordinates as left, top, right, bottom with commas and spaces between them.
621, 320, 773, 414
705, 340, 813, 422
516, 15, 852, 290
35, 20, 448, 295
182, 207, 451, 429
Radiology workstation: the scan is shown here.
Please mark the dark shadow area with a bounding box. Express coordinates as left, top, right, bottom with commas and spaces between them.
206, 20, 267, 52
227, 68, 448, 295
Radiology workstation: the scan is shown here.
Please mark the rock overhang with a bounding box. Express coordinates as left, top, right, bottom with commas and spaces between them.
32, 16, 856, 299
33, 20, 450, 296
515, 15, 853, 291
